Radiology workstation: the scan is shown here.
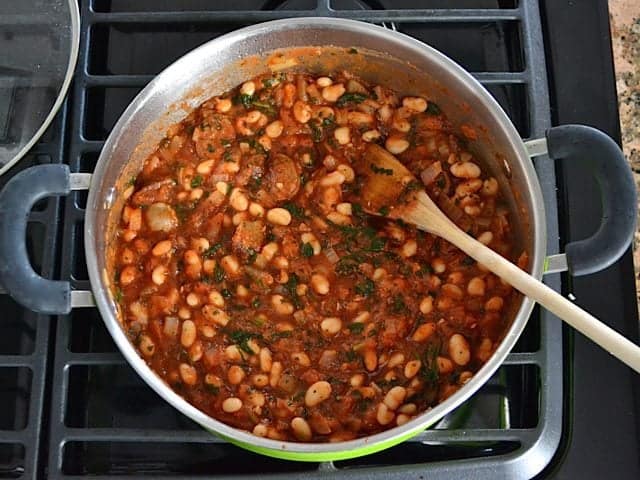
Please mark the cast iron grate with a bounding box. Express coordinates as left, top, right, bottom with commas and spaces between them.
47, 0, 563, 478
0, 111, 65, 479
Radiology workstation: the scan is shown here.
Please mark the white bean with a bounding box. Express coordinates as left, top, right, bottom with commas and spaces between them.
448, 333, 471, 366
222, 397, 243, 413
291, 417, 312, 441
404, 359, 421, 379
322, 83, 346, 102
305, 381, 332, 407
311, 273, 330, 295
181, 320, 196, 347
334, 127, 351, 145
320, 317, 342, 335
450, 161, 481, 179
383, 386, 407, 410
266, 208, 292, 226
385, 136, 410, 154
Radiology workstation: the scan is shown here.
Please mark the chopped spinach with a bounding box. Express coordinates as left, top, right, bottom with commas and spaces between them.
113, 288, 123, 304
251, 100, 277, 116
309, 121, 323, 143
390, 294, 408, 314
347, 323, 365, 334
336, 92, 367, 108
370, 163, 394, 176
378, 205, 390, 216
284, 273, 303, 309
368, 236, 386, 252
214, 263, 226, 283
204, 384, 220, 395
226, 329, 262, 354
203, 243, 223, 258
355, 279, 375, 298
233, 93, 254, 109
426, 101, 441, 116
190, 174, 203, 188
300, 242, 314, 258
282, 202, 307, 220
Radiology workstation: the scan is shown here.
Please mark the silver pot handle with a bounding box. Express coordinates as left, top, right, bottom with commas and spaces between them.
525, 124, 636, 277
0, 165, 95, 313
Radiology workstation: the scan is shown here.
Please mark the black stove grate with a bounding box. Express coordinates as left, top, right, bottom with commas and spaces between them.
0, 111, 65, 479
2, 0, 566, 478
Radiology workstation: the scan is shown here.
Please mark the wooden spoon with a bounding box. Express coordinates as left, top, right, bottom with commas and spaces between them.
355, 144, 640, 373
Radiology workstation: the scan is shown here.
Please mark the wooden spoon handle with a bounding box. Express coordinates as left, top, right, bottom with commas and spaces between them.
406, 192, 640, 373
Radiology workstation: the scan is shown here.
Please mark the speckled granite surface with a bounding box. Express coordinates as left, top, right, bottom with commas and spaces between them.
609, 0, 640, 304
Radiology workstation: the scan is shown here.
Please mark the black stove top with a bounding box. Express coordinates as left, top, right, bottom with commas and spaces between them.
0, 1, 638, 479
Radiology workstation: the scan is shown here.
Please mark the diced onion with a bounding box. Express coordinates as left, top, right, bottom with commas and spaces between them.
324, 247, 340, 265
420, 162, 443, 186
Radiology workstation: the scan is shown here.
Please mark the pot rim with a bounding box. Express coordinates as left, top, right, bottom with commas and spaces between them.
86, 17, 545, 459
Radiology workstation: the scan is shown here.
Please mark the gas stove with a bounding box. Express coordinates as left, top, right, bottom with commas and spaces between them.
0, 1, 638, 479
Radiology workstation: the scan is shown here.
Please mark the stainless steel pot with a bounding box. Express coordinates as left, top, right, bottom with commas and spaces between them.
0, 18, 635, 461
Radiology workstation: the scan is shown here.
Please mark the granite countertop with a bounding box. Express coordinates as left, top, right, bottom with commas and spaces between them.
609, 0, 640, 307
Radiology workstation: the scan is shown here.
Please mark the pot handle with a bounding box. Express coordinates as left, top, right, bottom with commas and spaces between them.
545, 125, 637, 276
0, 164, 73, 314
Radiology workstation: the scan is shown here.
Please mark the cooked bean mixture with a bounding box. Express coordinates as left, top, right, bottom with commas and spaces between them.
112, 70, 526, 442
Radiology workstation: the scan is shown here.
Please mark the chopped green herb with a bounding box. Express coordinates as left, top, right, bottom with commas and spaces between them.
462, 256, 476, 266
347, 323, 365, 334
251, 100, 277, 116
190, 174, 203, 188
114, 288, 123, 303
204, 384, 220, 395
426, 101, 441, 116
234, 93, 254, 109
271, 330, 293, 340
126, 176, 136, 188
378, 205, 390, 216
214, 263, 226, 283
251, 298, 261, 309
355, 279, 375, 298
348, 47, 358, 54
203, 243, 223, 258
352, 203, 366, 218
391, 294, 408, 314
221, 288, 233, 299
284, 273, 303, 309
321, 115, 336, 128
227, 329, 262, 354
422, 343, 441, 384
436, 176, 446, 189
418, 263, 433, 276
368, 236, 386, 252
346, 348, 359, 361
300, 242, 314, 258
336, 92, 367, 108
223, 150, 234, 162
335, 259, 359, 276
283, 202, 307, 219
370, 163, 394, 176
207, 144, 215, 153
174, 203, 194, 223
262, 77, 277, 88
309, 121, 323, 143
221, 138, 232, 147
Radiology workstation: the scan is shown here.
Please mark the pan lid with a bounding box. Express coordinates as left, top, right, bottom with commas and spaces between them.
0, 0, 80, 176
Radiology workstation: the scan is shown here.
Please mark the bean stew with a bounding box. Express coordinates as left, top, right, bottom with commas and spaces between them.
111, 69, 526, 442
